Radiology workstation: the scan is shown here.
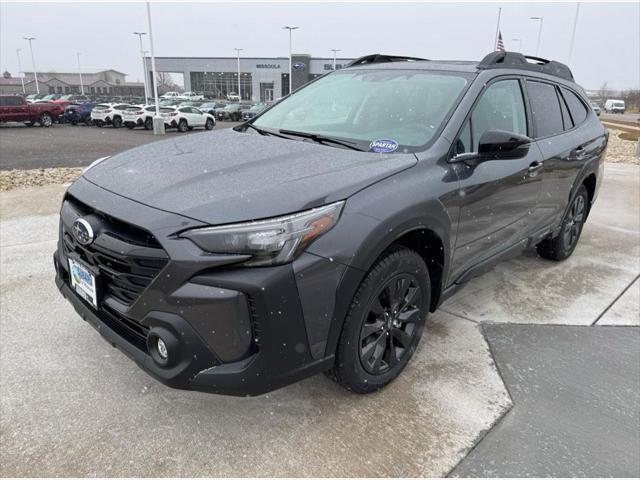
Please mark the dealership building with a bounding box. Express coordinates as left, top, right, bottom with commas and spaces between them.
144, 54, 354, 102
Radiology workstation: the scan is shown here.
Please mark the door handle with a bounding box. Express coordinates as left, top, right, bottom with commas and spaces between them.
528, 161, 544, 172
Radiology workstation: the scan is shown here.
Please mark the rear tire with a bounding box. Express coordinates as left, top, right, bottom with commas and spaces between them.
39, 113, 52, 127
177, 119, 188, 132
144, 117, 153, 130
537, 185, 589, 261
125, 122, 135, 129
84, 117, 93, 127
112, 116, 123, 128
329, 247, 430, 394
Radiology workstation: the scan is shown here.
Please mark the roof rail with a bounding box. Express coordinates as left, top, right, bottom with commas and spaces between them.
346, 54, 429, 68
477, 51, 574, 82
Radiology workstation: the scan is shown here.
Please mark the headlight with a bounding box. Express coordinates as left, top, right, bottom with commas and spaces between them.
180, 201, 344, 266
83, 156, 110, 173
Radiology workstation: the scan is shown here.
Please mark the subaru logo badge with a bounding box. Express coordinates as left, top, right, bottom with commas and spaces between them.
292, 62, 306, 70
72, 218, 94, 246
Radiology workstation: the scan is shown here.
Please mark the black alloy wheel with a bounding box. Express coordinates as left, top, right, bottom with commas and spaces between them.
537, 184, 589, 261
359, 274, 423, 374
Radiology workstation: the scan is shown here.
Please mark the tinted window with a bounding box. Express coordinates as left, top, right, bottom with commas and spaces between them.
455, 120, 472, 155
470, 79, 527, 151
561, 87, 588, 125
527, 81, 563, 138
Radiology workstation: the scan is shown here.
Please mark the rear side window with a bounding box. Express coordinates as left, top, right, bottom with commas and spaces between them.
561, 87, 588, 126
558, 91, 573, 130
527, 81, 564, 138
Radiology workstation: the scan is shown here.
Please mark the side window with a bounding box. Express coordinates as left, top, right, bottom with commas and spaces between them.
455, 120, 472, 155
470, 79, 527, 151
527, 81, 564, 138
561, 87, 588, 126
557, 89, 574, 130
0, 97, 7, 106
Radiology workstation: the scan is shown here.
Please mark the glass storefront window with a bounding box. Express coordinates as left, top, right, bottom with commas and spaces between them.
190, 72, 252, 100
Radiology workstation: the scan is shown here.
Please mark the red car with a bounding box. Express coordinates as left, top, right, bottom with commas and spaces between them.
0, 95, 64, 127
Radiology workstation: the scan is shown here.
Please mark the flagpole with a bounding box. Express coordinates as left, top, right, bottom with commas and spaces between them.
493, 7, 502, 50
567, 2, 581, 64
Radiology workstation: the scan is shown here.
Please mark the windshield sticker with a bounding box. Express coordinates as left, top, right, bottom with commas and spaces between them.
370, 139, 399, 153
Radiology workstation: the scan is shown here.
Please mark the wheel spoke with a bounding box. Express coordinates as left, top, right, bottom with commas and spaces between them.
398, 286, 418, 312
392, 327, 413, 348
362, 320, 384, 338
361, 334, 382, 363
370, 336, 387, 371
386, 336, 398, 368
397, 306, 421, 324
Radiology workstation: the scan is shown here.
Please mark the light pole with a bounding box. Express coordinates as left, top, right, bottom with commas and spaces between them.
234, 48, 243, 100
76, 52, 84, 94
330, 48, 341, 70
530, 16, 544, 56
16, 49, 25, 94
512, 38, 523, 52
133, 31, 149, 100
282, 26, 298, 95
568, 2, 581, 64
23, 37, 39, 94
146, 1, 164, 135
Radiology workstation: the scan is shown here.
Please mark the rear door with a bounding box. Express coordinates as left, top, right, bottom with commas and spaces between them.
190, 107, 206, 126
450, 77, 544, 281
525, 80, 597, 227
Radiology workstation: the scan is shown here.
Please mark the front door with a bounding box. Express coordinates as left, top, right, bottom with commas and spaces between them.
449, 78, 543, 282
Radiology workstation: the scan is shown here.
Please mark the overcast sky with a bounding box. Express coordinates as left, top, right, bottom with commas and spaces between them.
1, 1, 638, 90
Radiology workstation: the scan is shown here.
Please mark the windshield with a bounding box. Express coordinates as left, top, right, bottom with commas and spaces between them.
253, 69, 469, 149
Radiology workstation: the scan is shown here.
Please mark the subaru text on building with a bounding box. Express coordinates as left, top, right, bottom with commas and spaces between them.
54, 52, 607, 396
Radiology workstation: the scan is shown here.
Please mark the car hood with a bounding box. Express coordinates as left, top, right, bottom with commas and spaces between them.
83, 128, 417, 225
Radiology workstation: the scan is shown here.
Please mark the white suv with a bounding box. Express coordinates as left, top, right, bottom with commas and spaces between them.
90, 103, 132, 128
161, 106, 215, 132
123, 105, 171, 130
161, 92, 181, 99
179, 91, 204, 101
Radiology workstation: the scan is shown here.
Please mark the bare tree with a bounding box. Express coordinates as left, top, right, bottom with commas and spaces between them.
155, 72, 183, 94
597, 82, 609, 103
622, 89, 640, 112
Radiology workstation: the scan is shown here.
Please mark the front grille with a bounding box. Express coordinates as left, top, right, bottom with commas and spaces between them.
61, 195, 169, 350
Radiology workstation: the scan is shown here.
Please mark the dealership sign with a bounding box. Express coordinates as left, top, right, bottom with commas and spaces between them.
292, 62, 306, 70
256, 64, 281, 69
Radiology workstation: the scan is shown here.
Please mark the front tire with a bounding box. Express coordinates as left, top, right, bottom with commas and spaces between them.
330, 247, 430, 393
144, 117, 153, 130
205, 118, 214, 130
537, 185, 589, 261
125, 122, 135, 129
39, 113, 52, 127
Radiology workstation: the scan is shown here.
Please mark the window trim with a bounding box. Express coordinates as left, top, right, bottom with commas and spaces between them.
559, 85, 590, 130
447, 74, 530, 162
523, 77, 592, 140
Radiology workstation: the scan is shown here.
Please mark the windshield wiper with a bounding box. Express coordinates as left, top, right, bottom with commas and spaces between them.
279, 129, 366, 151
243, 123, 291, 139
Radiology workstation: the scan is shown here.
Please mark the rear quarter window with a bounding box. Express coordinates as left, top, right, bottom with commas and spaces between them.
526, 81, 564, 138
561, 87, 588, 126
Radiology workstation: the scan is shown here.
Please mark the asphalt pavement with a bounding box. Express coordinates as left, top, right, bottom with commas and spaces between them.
0, 121, 240, 170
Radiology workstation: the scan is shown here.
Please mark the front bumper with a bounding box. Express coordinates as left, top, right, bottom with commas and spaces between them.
54, 178, 341, 396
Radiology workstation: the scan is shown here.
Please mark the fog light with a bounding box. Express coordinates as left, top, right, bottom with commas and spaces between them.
156, 338, 168, 360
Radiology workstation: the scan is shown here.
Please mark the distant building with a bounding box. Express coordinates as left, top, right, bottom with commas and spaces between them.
0, 69, 144, 96
145, 54, 354, 102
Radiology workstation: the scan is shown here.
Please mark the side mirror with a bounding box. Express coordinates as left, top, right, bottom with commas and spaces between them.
477, 129, 531, 159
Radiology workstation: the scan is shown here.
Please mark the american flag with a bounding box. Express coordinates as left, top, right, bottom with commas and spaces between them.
496, 31, 506, 52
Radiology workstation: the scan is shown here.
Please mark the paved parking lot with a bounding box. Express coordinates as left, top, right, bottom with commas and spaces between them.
0, 122, 240, 170
0, 163, 638, 476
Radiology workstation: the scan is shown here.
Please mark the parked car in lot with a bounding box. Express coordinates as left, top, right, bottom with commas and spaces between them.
215, 102, 248, 121
179, 91, 205, 101
589, 101, 601, 116
226, 92, 240, 102
123, 105, 158, 130
242, 103, 268, 121
199, 101, 227, 115
90, 103, 132, 128
63, 102, 94, 126
54, 51, 607, 397
604, 99, 625, 114
161, 106, 215, 131
0, 95, 63, 126
161, 92, 181, 100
